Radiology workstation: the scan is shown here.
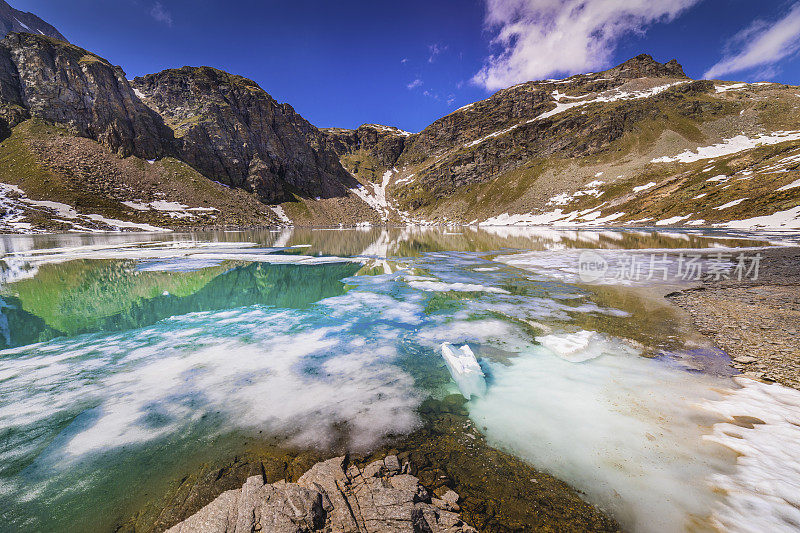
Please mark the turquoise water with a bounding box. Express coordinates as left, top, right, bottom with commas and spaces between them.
1, 227, 798, 532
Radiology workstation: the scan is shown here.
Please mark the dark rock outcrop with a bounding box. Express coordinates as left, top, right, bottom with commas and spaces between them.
0, 0, 67, 42
0, 42, 25, 137
0, 33, 172, 157
133, 67, 355, 203
322, 124, 410, 169
602, 53, 687, 80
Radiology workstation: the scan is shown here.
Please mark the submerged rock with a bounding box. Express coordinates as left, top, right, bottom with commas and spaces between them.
166, 456, 477, 533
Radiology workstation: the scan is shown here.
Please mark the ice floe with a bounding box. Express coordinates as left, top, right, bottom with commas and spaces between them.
537, 330, 631, 363
440, 343, 486, 398
470, 344, 731, 532
406, 280, 510, 294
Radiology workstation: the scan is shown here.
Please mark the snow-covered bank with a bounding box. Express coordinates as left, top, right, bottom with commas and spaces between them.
470, 336, 800, 533
0, 182, 169, 233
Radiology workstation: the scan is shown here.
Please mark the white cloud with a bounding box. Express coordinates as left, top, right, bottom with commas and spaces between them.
472, 0, 700, 90
428, 43, 447, 63
150, 2, 173, 26
704, 3, 800, 79
407, 78, 423, 89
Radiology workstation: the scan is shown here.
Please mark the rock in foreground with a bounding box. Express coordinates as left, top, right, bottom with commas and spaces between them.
166, 455, 476, 533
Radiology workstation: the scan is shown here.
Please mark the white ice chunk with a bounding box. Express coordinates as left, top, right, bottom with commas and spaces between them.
440, 343, 487, 399
538, 330, 633, 363
539, 331, 599, 362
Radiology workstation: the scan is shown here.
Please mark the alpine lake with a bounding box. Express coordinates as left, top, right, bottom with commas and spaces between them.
1, 226, 798, 533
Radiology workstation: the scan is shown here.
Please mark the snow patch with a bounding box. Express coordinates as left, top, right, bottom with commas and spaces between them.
655, 215, 691, 226
269, 205, 292, 224
713, 198, 748, 210
704, 378, 800, 533
121, 200, 217, 220
777, 178, 800, 191
466, 82, 688, 148
714, 206, 800, 230
632, 182, 656, 193
714, 83, 747, 93
13, 17, 30, 30
653, 131, 800, 164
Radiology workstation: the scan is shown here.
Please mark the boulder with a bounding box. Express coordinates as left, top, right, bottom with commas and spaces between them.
166, 456, 477, 533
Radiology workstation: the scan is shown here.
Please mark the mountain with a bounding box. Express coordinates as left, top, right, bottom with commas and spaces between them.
0, 0, 66, 42
330, 54, 800, 229
0, 24, 798, 232
133, 67, 356, 204
0, 34, 381, 231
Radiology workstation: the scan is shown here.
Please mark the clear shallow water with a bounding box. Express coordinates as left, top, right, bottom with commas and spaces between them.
1, 227, 799, 532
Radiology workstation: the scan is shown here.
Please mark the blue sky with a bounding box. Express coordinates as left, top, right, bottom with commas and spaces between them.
10, 0, 800, 132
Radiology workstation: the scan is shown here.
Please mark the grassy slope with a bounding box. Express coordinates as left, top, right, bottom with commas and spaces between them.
0, 120, 279, 230
390, 83, 800, 225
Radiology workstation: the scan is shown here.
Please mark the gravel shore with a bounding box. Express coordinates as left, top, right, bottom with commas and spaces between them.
668, 246, 800, 389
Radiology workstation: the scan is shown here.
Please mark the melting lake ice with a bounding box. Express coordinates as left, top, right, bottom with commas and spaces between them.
0, 227, 799, 532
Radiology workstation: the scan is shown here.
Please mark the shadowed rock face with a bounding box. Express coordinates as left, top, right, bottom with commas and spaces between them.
0, 33, 173, 158
322, 124, 409, 169
133, 67, 356, 203
0, 34, 357, 205
0, 0, 67, 42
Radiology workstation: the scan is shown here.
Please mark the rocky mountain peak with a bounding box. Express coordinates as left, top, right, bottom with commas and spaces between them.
0, 0, 67, 42
133, 66, 355, 203
602, 54, 687, 79
0, 32, 171, 157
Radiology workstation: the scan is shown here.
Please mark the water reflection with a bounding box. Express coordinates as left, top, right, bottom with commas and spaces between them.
0, 261, 361, 348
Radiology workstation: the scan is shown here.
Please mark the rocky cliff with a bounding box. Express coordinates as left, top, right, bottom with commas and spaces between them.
0, 0, 66, 42
322, 124, 411, 183
0, 33, 375, 230
0, 33, 172, 158
133, 67, 356, 203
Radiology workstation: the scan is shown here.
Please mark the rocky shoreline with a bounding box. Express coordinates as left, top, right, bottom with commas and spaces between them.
165, 455, 475, 533
668, 245, 800, 389
121, 396, 619, 533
